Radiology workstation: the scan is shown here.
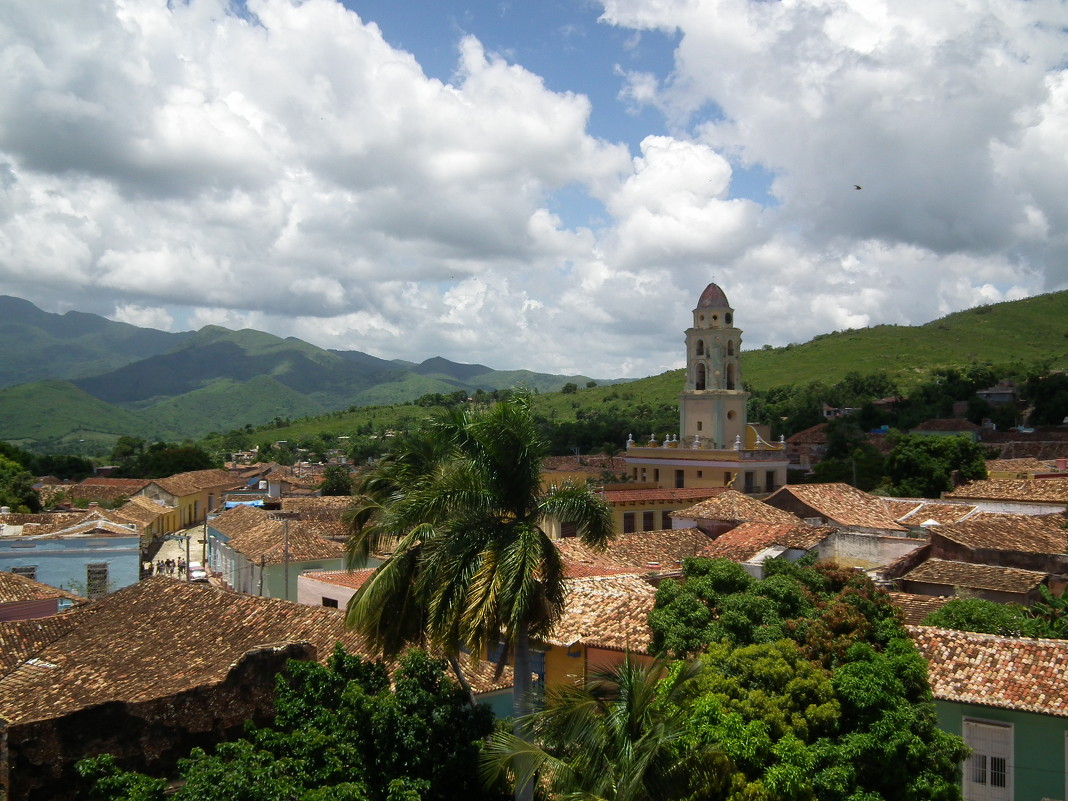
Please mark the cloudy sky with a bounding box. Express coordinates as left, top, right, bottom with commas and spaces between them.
1, 0, 1066, 379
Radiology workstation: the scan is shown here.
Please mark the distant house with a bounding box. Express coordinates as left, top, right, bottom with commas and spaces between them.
784, 423, 829, 469
540, 572, 658, 687
0, 510, 141, 598
206, 505, 346, 601
136, 469, 242, 533
297, 568, 375, 610
944, 477, 1068, 515
596, 486, 725, 536
763, 483, 908, 535
554, 527, 714, 580
671, 488, 800, 537
910, 625, 1068, 801
0, 571, 82, 621
697, 521, 836, 578
896, 558, 1048, 605
881, 498, 979, 529
0, 577, 510, 801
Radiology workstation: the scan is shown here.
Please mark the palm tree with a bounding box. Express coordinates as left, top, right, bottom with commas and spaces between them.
482, 656, 721, 801
343, 393, 614, 724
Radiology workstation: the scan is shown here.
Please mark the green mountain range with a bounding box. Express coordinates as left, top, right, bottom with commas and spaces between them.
0, 297, 610, 450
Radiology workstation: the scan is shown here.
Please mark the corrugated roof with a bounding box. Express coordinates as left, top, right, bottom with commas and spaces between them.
909, 625, 1068, 717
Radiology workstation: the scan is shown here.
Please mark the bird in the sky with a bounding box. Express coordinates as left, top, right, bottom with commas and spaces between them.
854, 184, 862, 190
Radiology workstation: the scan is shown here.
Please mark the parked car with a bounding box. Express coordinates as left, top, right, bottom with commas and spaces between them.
188, 561, 209, 583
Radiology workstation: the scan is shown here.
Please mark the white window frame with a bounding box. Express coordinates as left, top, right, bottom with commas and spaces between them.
962, 717, 1013, 801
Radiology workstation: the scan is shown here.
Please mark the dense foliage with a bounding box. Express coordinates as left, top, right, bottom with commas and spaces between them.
923, 586, 1068, 639
648, 558, 969, 800
880, 433, 988, 497
319, 464, 354, 496
109, 437, 220, 478
77, 648, 500, 801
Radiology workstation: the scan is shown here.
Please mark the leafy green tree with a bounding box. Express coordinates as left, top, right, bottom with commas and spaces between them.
923, 586, 1068, 639
921, 597, 1033, 636
882, 433, 988, 497
343, 393, 613, 788
649, 559, 968, 801
1024, 372, 1068, 426
483, 657, 720, 801
320, 464, 354, 496
0, 455, 42, 512
560, 382, 578, 394
78, 648, 498, 801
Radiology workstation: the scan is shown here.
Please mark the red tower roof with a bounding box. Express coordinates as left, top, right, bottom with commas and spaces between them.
696, 282, 729, 308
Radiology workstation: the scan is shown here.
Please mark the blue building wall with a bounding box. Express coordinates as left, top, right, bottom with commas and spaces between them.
0, 535, 141, 596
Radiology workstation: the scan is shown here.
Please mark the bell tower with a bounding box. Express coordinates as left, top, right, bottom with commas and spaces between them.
679, 283, 749, 447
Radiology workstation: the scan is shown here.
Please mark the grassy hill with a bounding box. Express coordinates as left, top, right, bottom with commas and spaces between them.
0, 381, 153, 450
252, 290, 1068, 446
741, 290, 1068, 391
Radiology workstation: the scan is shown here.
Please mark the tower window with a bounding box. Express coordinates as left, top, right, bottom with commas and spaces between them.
696, 363, 706, 390
696, 421, 702, 431
696, 340, 704, 356
727, 340, 735, 356
725, 313, 732, 325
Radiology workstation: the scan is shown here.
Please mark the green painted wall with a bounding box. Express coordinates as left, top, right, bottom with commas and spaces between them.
935, 700, 1067, 801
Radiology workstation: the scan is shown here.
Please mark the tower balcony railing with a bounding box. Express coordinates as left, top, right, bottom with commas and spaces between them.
624, 433, 786, 460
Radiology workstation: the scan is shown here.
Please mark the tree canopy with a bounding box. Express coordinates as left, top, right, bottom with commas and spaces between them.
647, 558, 968, 800
78, 648, 500, 801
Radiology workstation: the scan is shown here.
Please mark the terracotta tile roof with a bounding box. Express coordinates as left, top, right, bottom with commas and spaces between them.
883, 499, 924, 519
0, 510, 140, 539
280, 496, 353, 518
888, 592, 951, 625
601, 487, 726, 504
891, 500, 979, 526
0, 615, 79, 673
672, 489, 800, 524
900, 558, 1047, 594
0, 577, 508, 726
0, 571, 83, 605
909, 625, 1068, 717
765, 483, 907, 531
931, 512, 1068, 553
542, 455, 629, 475
209, 504, 271, 538
986, 457, 1051, 474
547, 573, 655, 652
301, 569, 375, 591
555, 529, 714, 577
697, 521, 835, 562
227, 518, 346, 565
785, 423, 828, 444
43, 484, 140, 505
945, 478, 1068, 504
150, 469, 241, 497
79, 477, 152, 491
911, 418, 982, 431
113, 495, 170, 526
